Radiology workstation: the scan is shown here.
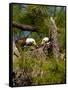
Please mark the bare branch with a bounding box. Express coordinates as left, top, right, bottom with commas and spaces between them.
12, 21, 38, 32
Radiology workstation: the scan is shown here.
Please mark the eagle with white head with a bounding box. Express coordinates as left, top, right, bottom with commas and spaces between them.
26, 38, 36, 46
41, 37, 49, 45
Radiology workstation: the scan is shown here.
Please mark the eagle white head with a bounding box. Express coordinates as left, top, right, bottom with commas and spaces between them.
41, 37, 49, 45
26, 38, 37, 46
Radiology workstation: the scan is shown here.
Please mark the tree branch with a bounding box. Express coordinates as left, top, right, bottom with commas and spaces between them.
12, 21, 38, 32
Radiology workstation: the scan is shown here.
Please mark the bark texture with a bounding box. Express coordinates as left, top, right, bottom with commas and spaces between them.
49, 17, 60, 61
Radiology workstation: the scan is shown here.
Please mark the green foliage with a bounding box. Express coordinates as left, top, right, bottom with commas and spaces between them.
58, 28, 65, 53
13, 49, 65, 85
55, 7, 66, 28
13, 4, 21, 22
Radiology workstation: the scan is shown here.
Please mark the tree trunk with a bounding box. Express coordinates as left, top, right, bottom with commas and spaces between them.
49, 17, 60, 61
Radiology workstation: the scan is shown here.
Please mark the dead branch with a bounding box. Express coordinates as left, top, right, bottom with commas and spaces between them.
12, 21, 38, 32
31, 44, 49, 60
